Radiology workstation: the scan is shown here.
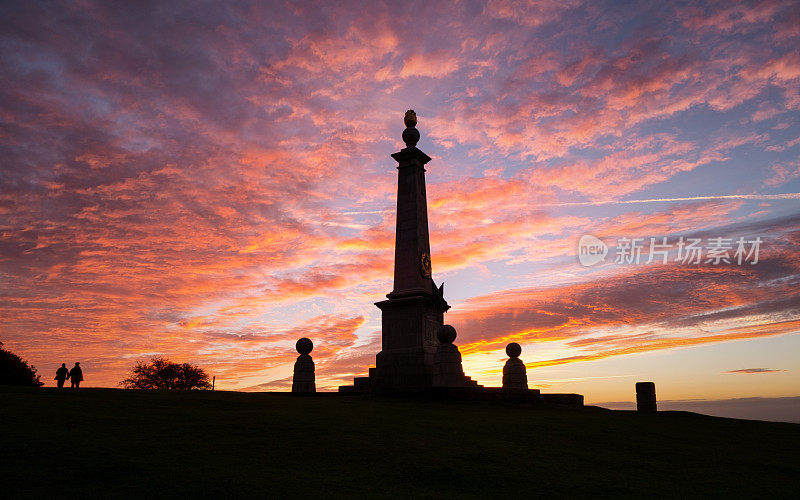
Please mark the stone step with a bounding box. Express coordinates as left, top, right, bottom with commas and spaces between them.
463, 376, 480, 387
353, 376, 374, 391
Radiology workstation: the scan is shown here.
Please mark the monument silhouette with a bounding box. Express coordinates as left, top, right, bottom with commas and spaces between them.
339, 111, 582, 406
340, 111, 475, 392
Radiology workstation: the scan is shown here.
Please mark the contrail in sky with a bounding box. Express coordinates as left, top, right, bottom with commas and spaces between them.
539, 192, 800, 207
341, 193, 800, 215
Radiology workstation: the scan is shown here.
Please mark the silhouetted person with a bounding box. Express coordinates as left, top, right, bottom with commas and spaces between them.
54, 363, 68, 388
68, 362, 83, 388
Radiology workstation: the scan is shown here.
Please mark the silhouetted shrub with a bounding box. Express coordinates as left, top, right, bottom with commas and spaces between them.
0, 341, 44, 387
120, 356, 211, 390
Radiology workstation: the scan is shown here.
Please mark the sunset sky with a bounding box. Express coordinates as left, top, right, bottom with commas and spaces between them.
1, 0, 799, 407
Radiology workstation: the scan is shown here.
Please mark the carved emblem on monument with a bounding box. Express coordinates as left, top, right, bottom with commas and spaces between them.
420, 252, 432, 278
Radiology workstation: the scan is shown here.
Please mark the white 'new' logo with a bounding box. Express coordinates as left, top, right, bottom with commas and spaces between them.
578, 235, 608, 266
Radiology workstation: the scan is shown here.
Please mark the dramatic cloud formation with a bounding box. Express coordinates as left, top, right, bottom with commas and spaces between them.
1, 0, 798, 397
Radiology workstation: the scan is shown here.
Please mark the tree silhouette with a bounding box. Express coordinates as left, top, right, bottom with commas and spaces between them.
0, 341, 43, 387
120, 356, 211, 390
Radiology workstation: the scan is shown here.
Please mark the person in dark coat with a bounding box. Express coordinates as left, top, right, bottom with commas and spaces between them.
54, 363, 68, 388
68, 362, 83, 388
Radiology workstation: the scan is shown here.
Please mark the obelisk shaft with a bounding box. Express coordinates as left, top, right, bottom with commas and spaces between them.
388, 147, 434, 298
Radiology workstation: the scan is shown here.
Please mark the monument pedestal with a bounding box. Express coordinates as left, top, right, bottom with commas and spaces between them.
373, 293, 447, 389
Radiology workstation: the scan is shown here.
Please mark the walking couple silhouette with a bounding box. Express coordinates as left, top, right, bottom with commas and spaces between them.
55, 362, 83, 388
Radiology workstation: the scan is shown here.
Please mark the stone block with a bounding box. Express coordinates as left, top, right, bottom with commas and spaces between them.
502, 355, 528, 390
292, 342, 316, 393
636, 381, 657, 412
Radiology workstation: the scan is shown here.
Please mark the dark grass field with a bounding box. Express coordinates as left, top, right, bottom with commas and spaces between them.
2, 387, 798, 498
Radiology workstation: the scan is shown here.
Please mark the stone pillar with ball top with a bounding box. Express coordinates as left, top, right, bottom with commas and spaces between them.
373, 110, 450, 390
292, 337, 315, 393
502, 343, 528, 390
432, 325, 466, 387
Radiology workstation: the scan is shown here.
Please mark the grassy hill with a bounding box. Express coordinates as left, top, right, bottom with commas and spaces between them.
2, 386, 798, 498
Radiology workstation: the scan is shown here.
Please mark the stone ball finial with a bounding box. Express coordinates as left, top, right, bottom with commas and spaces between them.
404, 109, 417, 127
437, 324, 457, 344
506, 342, 521, 358
402, 109, 420, 148
296, 337, 313, 355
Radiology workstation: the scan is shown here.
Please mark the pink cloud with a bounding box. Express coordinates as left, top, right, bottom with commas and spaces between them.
400, 51, 460, 79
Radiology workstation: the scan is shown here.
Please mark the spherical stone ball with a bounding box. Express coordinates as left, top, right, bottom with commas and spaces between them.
437, 324, 457, 344
402, 126, 420, 148
506, 342, 522, 358
296, 337, 313, 355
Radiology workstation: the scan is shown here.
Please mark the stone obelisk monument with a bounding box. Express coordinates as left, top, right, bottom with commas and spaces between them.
373, 110, 450, 389
338, 111, 582, 405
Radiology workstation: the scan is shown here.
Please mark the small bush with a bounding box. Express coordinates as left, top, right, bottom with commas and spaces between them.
120, 356, 211, 390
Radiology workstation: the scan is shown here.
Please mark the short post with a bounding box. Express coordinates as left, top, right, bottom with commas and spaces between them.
212, 376, 215, 391
635, 381, 657, 413
292, 337, 316, 393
